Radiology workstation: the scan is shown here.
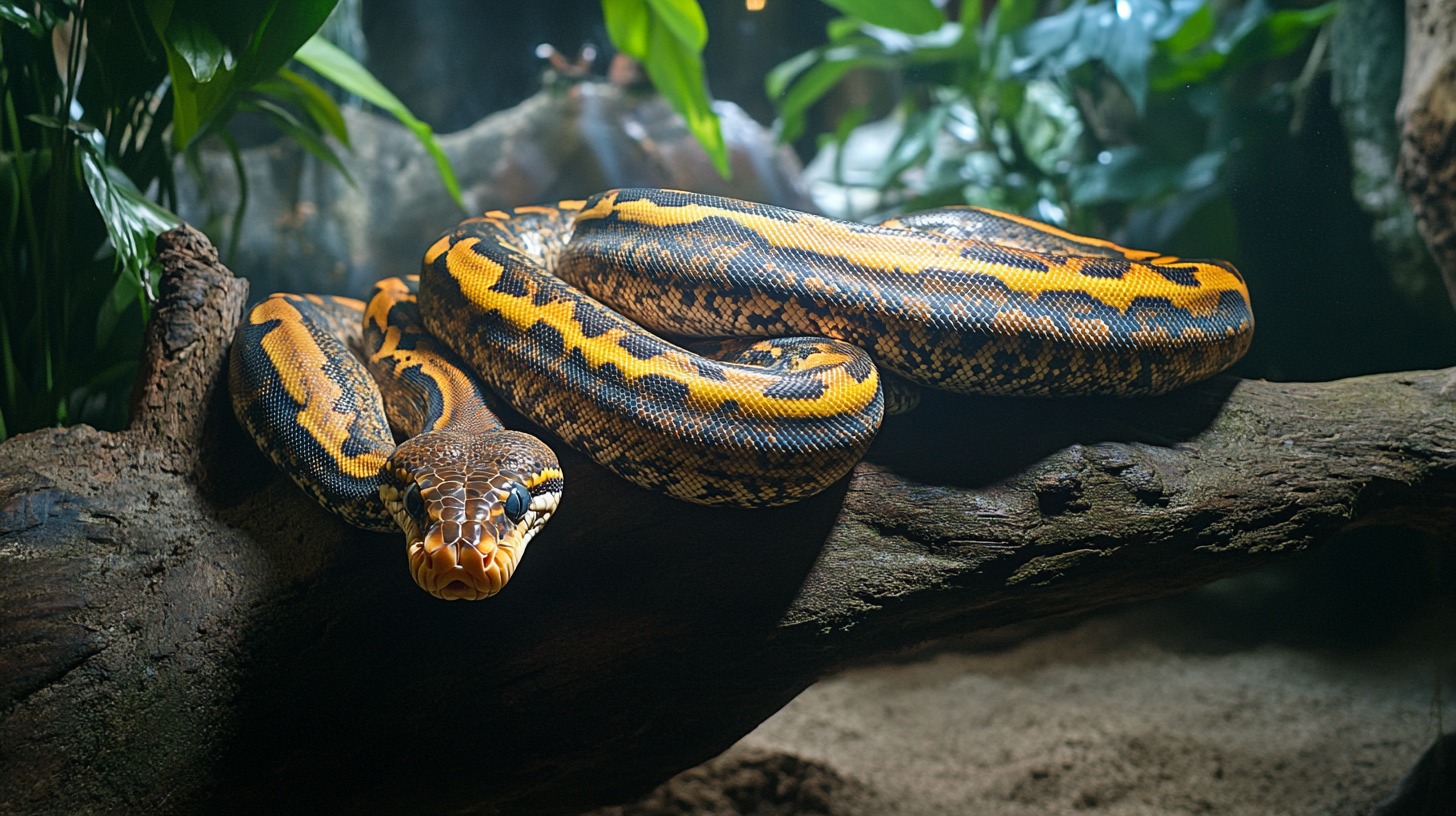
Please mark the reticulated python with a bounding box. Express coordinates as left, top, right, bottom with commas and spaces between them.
230, 188, 1253, 600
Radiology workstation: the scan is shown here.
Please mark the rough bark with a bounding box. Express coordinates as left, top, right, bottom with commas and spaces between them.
2, 228, 1454, 815
1399, 0, 1456, 309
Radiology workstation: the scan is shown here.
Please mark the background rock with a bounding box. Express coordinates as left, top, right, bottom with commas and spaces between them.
176, 80, 811, 298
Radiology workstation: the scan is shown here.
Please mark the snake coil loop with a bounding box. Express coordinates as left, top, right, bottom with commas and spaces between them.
231, 189, 1253, 599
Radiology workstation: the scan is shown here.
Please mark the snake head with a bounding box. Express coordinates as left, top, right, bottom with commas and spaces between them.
380, 430, 562, 600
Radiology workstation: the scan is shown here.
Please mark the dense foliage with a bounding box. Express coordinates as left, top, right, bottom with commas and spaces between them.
769, 0, 1335, 238
0, 0, 453, 438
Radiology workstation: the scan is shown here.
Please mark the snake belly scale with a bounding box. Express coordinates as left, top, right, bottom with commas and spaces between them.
231, 188, 1254, 599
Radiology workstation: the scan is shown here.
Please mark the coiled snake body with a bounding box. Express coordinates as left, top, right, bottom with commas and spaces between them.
231, 189, 1253, 599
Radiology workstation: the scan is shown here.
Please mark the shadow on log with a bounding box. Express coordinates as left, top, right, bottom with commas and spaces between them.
2, 227, 1454, 814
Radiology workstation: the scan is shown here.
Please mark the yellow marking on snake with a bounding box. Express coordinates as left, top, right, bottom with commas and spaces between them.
234, 187, 1254, 599
575, 191, 1249, 319
443, 237, 881, 420
252, 296, 387, 480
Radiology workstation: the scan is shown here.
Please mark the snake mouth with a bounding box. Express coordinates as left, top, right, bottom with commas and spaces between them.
402, 491, 558, 600
381, 459, 561, 600
406, 525, 522, 601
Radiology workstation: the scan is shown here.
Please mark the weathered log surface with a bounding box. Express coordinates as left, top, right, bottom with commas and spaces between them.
1, 228, 1453, 815
1400, 0, 1456, 309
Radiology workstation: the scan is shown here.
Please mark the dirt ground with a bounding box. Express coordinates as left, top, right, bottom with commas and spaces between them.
589, 530, 1454, 816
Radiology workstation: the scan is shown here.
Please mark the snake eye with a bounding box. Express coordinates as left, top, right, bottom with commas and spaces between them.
403, 482, 425, 520
503, 481, 531, 523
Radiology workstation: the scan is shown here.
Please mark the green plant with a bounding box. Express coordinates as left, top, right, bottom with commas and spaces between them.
768, 0, 1336, 240
0, 0, 456, 440
602, 0, 726, 176
0, 0, 736, 442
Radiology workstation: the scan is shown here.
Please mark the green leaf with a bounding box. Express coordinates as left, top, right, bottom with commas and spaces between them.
603, 0, 650, 57
765, 47, 821, 102
641, 17, 728, 176
1226, 1, 1339, 67
645, 0, 707, 51
1069, 146, 1225, 205
1012, 0, 1206, 112
244, 96, 352, 179
991, 0, 1038, 37
769, 19, 971, 144
1150, 0, 1334, 91
1263, 3, 1339, 54
294, 34, 463, 209
147, 0, 340, 148
1161, 4, 1215, 55
0, 1, 61, 36
820, 0, 942, 35
775, 51, 889, 142
164, 11, 232, 83
603, 0, 728, 177
241, 0, 339, 85
74, 134, 177, 328
254, 68, 349, 145
826, 15, 865, 43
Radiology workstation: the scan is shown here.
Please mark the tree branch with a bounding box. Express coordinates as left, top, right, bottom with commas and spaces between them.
2, 227, 1453, 814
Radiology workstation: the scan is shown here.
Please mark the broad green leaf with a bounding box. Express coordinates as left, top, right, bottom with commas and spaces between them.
1069, 146, 1224, 205
1099, 4, 1156, 110
148, 0, 339, 147
645, 0, 707, 51
294, 35, 463, 209
991, 0, 1038, 37
603, 0, 728, 177
1151, 0, 1333, 91
820, 0, 942, 35
602, 0, 650, 57
164, 11, 231, 83
1150, 49, 1225, 89
242, 0, 338, 84
1015, 80, 1083, 176
1263, 3, 1339, 54
75, 135, 177, 338
1012, 0, 1206, 111
640, 17, 728, 176
0, 2, 58, 36
1226, 1, 1338, 67
1161, 4, 1215, 55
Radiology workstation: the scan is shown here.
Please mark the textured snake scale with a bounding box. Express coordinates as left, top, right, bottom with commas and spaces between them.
230, 188, 1254, 599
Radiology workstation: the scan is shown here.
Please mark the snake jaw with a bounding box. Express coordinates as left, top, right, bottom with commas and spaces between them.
409, 521, 515, 601
393, 476, 554, 601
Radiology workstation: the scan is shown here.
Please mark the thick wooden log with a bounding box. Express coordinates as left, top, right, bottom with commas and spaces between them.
1, 227, 1453, 814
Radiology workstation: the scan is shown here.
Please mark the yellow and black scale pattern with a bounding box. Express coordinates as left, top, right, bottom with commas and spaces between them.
230, 281, 561, 600
232, 188, 1253, 599
421, 188, 1252, 507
